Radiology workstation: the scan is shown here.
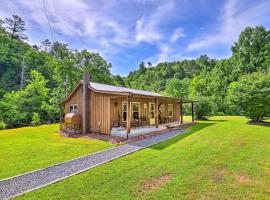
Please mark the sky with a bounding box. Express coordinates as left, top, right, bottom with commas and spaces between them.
0, 0, 270, 76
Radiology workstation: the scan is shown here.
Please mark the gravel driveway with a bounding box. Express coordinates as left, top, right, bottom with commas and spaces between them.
0, 128, 186, 200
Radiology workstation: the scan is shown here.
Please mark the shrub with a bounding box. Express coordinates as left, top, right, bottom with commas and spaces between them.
31, 112, 40, 126
0, 121, 6, 130
227, 72, 270, 121
194, 96, 215, 120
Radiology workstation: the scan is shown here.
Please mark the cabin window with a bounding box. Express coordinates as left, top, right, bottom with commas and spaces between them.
122, 102, 140, 122
122, 101, 127, 122
132, 102, 140, 121
69, 104, 78, 113
168, 104, 173, 117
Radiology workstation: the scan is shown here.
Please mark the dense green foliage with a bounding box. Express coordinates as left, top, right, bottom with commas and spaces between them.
0, 15, 124, 128
126, 27, 270, 119
31, 112, 41, 126
227, 72, 270, 121
0, 15, 270, 127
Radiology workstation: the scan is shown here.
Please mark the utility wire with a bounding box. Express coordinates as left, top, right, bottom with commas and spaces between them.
47, 0, 56, 37
42, 0, 54, 43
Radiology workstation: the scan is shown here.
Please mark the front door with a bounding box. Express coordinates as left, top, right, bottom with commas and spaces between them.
149, 102, 155, 125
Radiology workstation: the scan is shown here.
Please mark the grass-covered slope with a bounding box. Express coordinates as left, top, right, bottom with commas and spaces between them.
0, 124, 112, 179
16, 116, 270, 199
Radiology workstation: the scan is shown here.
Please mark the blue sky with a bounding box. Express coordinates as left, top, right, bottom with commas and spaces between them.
1, 0, 270, 76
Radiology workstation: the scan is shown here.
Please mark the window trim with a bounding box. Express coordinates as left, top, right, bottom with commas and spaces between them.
69, 104, 78, 113
122, 101, 141, 122
131, 102, 140, 121
168, 104, 173, 118
122, 101, 127, 122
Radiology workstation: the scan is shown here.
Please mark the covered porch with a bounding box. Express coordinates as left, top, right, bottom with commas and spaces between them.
111, 120, 193, 138
110, 93, 195, 139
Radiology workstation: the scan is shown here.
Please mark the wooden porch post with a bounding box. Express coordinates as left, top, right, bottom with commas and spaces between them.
126, 95, 131, 139
155, 98, 159, 128
191, 102, 194, 123
180, 100, 183, 124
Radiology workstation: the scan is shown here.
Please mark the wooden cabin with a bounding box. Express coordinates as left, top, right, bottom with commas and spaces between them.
59, 72, 194, 135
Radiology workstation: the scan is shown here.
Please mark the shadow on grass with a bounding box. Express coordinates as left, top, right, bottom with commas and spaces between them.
196, 118, 227, 122
150, 122, 215, 150
248, 121, 270, 127
206, 119, 227, 122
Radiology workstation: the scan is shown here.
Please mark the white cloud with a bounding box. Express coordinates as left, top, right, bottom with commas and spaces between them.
170, 28, 186, 43
135, 0, 175, 44
0, 0, 135, 47
145, 43, 184, 66
135, 17, 163, 44
186, 0, 270, 51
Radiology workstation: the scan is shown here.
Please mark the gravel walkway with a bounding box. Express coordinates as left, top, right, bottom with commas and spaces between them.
0, 128, 186, 199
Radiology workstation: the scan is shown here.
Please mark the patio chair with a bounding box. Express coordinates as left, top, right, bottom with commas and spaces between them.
140, 116, 147, 126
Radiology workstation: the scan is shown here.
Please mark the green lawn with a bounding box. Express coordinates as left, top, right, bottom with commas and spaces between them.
16, 116, 270, 200
0, 124, 112, 179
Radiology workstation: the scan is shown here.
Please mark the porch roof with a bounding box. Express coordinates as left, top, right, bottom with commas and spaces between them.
59, 80, 194, 104
89, 81, 162, 97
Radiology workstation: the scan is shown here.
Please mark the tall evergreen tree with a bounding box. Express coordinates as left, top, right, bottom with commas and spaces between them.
4, 15, 28, 40
139, 61, 146, 71
0, 19, 4, 31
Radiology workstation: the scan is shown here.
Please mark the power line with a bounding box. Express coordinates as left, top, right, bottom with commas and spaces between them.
47, 0, 56, 38
42, 0, 54, 43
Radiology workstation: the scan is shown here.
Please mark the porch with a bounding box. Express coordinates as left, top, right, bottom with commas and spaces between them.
110, 94, 195, 138
110, 121, 193, 138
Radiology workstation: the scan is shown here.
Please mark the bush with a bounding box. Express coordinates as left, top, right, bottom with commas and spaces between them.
0, 121, 6, 130
194, 96, 215, 120
227, 72, 270, 121
31, 112, 40, 126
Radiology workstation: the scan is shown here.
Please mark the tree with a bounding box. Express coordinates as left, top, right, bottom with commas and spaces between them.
113, 75, 125, 86
231, 26, 270, 74
0, 91, 28, 127
31, 112, 40, 126
40, 39, 52, 52
147, 61, 152, 68
139, 61, 146, 71
194, 96, 215, 120
164, 78, 189, 99
189, 76, 206, 97
4, 15, 28, 40
227, 71, 270, 121
21, 70, 49, 118
0, 19, 4, 31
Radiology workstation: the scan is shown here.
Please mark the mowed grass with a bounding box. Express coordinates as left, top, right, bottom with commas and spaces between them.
17, 116, 270, 200
0, 124, 112, 179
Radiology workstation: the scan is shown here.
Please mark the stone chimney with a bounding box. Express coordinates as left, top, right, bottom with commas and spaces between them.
82, 70, 90, 134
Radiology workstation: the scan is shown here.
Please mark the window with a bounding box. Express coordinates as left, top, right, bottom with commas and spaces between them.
149, 103, 155, 119
132, 102, 140, 121
122, 101, 140, 122
69, 104, 78, 113
122, 101, 127, 122
168, 104, 173, 117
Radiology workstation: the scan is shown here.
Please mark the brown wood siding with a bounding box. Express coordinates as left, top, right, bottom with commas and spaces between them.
63, 88, 181, 134
90, 92, 124, 134
64, 85, 83, 115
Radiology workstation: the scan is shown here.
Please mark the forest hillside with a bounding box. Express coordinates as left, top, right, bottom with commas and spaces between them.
0, 15, 269, 128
